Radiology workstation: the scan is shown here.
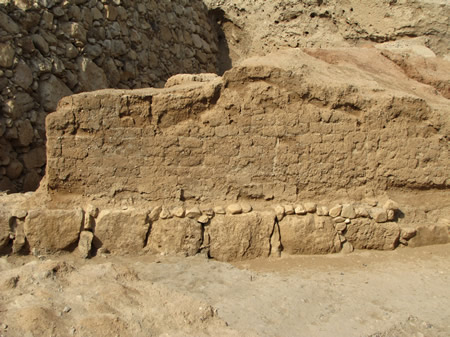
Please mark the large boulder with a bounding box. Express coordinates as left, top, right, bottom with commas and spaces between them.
278, 214, 339, 255
24, 209, 83, 252
94, 209, 150, 254
23, 147, 46, 169
13, 61, 33, 89
2, 92, 34, 120
16, 119, 34, 147
345, 219, 400, 250
77, 57, 109, 92
146, 218, 203, 256
0, 209, 12, 252
38, 75, 72, 112
208, 212, 275, 261
0, 43, 14, 68
77, 230, 94, 258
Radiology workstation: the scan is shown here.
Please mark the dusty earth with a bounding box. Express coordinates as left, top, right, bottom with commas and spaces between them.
0, 244, 449, 337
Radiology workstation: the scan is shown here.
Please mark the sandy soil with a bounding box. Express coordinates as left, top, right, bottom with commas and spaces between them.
0, 244, 449, 337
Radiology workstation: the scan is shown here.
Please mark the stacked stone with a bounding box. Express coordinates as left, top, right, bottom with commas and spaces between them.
270, 200, 406, 253
3, 197, 439, 262
0, 0, 218, 192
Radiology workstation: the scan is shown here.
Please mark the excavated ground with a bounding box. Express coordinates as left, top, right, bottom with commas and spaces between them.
0, 244, 449, 337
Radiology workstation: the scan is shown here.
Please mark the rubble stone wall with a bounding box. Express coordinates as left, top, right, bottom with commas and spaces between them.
0, 0, 218, 192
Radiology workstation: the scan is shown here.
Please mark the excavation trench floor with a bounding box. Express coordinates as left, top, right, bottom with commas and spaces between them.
0, 244, 449, 337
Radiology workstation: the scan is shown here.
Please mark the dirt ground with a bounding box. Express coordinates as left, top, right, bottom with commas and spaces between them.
0, 244, 449, 337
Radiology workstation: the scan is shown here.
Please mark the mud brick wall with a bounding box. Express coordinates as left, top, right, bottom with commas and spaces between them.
45, 65, 449, 203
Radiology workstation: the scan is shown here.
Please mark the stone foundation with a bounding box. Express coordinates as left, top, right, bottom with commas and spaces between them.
5, 195, 442, 261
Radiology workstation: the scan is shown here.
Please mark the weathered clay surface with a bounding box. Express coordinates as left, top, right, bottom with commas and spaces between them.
380, 49, 450, 99
208, 212, 275, 261
205, 0, 450, 71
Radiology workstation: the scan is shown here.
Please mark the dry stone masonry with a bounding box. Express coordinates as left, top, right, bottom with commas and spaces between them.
0, 0, 218, 192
